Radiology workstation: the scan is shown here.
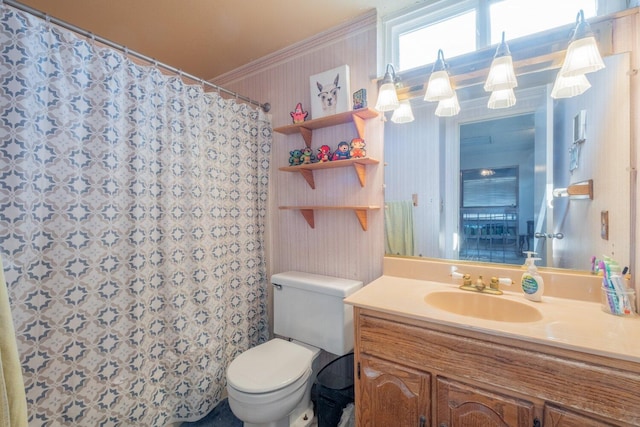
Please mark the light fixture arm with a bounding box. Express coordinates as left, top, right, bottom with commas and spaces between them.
432, 49, 448, 72
571, 9, 595, 41
382, 63, 399, 86
494, 31, 511, 58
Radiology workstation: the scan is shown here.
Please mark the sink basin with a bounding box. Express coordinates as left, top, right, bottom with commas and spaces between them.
424, 291, 543, 323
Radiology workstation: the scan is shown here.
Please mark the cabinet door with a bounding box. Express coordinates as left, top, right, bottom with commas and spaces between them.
357, 354, 430, 427
544, 404, 620, 427
436, 377, 535, 427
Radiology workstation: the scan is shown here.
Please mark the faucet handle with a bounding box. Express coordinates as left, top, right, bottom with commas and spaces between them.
490, 276, 513, 290
450, 266, 464, 280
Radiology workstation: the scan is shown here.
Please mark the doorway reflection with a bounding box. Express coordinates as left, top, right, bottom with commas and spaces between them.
459, 115, 535, 265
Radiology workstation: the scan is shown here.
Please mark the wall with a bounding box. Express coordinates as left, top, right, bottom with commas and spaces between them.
213, 11, 384, 287
214, 8, 640, 312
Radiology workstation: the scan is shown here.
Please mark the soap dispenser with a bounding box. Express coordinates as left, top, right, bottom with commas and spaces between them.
521, 251, 544, 302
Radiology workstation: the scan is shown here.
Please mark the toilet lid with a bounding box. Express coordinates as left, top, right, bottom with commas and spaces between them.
227, 338, 313, 394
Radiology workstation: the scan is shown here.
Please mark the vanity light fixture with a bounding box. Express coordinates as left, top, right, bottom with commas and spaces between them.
375, 63, 400, 112
435, 93, 460, 117
488, 88, 516, 109
485, 31, 517, 109
484, 32, 518, 93
391, 99, 415, 123
550, 73, 591, 99
560, 9, 605, 77
551, 9, 605, 99
424, 49, 455, 102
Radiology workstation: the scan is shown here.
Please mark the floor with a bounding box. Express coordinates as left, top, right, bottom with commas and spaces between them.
179, 397, 355, 427
180, 399, 242, 427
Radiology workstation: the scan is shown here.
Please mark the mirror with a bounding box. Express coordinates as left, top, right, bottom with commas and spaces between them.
384, 51, 631, 272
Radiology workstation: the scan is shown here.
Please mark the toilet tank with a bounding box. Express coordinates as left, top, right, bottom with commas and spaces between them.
272, 271, 363, 356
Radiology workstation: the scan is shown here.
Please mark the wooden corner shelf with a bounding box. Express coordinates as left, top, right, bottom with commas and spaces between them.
279, 157, 380, 189
274, 107, 379, 148
279, 205, 380, 231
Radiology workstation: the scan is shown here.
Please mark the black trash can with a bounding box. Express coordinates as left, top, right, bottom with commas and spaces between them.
314, 352, 355, 427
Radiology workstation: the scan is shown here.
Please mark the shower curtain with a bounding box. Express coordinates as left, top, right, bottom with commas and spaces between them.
0, 5, 270, 426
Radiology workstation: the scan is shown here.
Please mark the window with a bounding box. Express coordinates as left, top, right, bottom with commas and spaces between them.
383, 0, 597, 73
399, 10, 476, 71
489, 0, 597, 44
461, 167, 518, 208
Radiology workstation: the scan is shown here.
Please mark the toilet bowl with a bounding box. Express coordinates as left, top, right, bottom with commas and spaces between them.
227, 338, 320, 427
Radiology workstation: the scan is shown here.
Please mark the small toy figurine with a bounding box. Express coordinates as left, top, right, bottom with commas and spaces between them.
300, 147, 315, 164
332, 141, 351, 161
290, 102, 308, 124
353, 89, 367, 110
317, 145, 332, 162
350, 138, 366, 158
289, 149, 303, 166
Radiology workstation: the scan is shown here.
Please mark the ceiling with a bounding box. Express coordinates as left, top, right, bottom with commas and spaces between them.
17, 0, 425, 81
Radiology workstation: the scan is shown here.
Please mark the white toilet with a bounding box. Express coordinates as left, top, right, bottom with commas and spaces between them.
226, 271, 363, 427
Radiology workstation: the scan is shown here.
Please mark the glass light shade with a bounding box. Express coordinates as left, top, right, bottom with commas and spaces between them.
424, 70, 454, 102
374, 82, 400, 112
484, 55, 518, 92
561, 36, 605, 77
391, 100, 415, 124
487, 88, 516, 109
435, 93, 460, 117
550, 72, 591, 99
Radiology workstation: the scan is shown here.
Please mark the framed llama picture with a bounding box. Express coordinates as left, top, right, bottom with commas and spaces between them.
309, 65, 351, 119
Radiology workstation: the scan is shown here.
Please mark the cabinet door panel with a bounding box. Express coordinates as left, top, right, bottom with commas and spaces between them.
544, 404, 620, 427
357, 355, 430, 427
437, 377, 535, 427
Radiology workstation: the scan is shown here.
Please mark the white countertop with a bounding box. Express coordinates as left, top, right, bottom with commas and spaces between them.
345, 275, 640, 363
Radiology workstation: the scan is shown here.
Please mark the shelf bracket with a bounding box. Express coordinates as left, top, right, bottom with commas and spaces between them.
299, 127, 312, 148
300, 209, 315, 228
353, 162, 367, 187
354, 209, 369, 231
297, 169, 315, 189
352, 114, 366, 140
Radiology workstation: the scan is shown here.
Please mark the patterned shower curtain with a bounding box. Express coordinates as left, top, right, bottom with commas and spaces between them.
0, 5, 270, 426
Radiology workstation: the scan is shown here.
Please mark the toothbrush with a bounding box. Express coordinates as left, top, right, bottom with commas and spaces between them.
600, 260, 619, 314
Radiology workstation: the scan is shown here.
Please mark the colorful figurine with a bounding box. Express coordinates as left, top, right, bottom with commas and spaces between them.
300, 147, 315, 164
349, 138, 366, 158
317, 145, 332, 162
289, 149, 303, 166
290, 102, 308, 124
332, 141, 351, 161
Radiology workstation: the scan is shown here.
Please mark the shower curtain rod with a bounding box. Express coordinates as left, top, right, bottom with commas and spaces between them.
3, 0, 271, 112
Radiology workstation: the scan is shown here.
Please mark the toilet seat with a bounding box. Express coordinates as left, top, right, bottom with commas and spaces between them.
227, 338, 314, 394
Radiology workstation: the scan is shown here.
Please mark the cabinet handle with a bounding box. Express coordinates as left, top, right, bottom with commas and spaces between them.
533, 418, 541, 427
419, 415, 426, 427
439, 423, 447, 427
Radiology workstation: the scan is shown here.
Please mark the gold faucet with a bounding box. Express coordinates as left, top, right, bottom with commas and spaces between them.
459, 275, 506, 295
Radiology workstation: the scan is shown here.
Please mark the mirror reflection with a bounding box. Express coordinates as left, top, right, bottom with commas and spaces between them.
384, 52, 631, 272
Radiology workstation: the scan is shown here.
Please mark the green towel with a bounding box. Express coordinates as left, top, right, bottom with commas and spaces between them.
384, 201, 415, 256
0, 255, 28, 427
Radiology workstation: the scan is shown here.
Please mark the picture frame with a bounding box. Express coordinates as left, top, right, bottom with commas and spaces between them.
309, 65, 351, 119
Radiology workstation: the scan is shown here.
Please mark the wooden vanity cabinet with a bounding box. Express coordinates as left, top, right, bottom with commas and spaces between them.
437, 377, 535, 427
353, 308, 640, 427
358, 354, 431, 426
543, 404, 619, 427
